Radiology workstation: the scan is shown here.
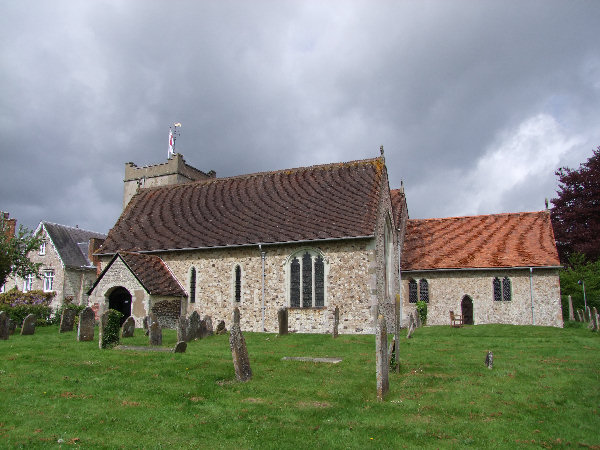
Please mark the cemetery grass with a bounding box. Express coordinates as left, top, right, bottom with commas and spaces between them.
1, 325, 599, 448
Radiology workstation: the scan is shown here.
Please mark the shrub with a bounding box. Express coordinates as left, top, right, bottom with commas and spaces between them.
101, 309, 123, 349
416, 300, 428, 325
0, 289, 54, 326
50, 302, 86, 326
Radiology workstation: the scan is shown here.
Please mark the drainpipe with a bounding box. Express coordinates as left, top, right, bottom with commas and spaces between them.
529, 267, 535, 325
259, 244, 266, 332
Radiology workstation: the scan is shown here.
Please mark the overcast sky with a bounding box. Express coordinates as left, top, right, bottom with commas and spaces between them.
1, 0, 599, 234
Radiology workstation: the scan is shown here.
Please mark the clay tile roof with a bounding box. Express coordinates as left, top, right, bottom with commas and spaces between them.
118, 252, 185, 296
402, 211, 561, 271
98, 157, 384, 254
390, 189, 407, 230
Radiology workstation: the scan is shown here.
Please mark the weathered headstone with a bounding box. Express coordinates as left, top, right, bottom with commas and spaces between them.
376, 314, 389, 401
144, 312, 158, 336
577, 310, 584, 322
174, 341, 187, 353
568, 295, 575, 321
0, 311, 9, 340
188, 311, 200, 340
8, 319, 16, 335
59, 308, 76, 333
332, 306, 339, 338
143, 315, 150, 335
229, 307, 252, 382
591, 307, 599, 332
149, 321, 162, 346
198, 319, 208, 339
215, 320, 227, 335
98, 311, 109, 349
278, 307, 288, 336
77, 307, 95, 342
177, 315, 189, 342
204, 315, 214, 336
585, 306, 592, 322
485, 351, 493, 369
406, 313, 415, 339
121, 316, 135, 338
21, 314, 36, 335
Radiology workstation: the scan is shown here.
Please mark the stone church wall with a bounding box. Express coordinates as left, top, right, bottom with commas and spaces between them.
401, 268, 563, 327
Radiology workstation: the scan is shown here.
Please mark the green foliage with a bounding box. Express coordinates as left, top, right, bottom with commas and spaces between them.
0, 289, 54, 326
0, 217, 43, 286
559, 253, 600, 318
100, 309, 123, 349
49, 300, 86, 326
0, 325, 598, 447
416, 300, 428, 324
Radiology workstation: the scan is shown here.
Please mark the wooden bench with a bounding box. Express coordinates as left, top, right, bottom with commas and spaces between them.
450, 310, 463, 328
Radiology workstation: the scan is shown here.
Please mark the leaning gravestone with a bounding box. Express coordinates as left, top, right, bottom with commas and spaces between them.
577, 310, 584, 322
149, 321, 162, 346
229, 307, 252, 382
187, 311, 200, 341
485, 351, 494, 369
174, 341, 187, 353
21, 314, 36, 335
203, 315, 214, 336
406, 313, 415, 339
591, 307, 599, 332
278, 307, 288, 336
215, 320, 227, 335
8, 319, 16, 335
376, 314, 389, 401
77, 307, 95, 342
568, 295, 575, 321
177, 315, 189, 342
121, 316, 135, 338
0, 311, 9, 340
59, 308, 76, 333
332, 306, 339, 338
585, 306, 592, 322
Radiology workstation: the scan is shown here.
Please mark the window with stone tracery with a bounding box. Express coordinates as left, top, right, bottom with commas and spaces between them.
502, 276, 512, 301
408, 279, 418, 303
288, 249, 327, 308
189, 267, 196, 303
419, 279, 429, 303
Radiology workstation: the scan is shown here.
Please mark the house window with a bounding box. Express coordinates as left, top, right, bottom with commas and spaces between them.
43, 270, 54, 292
23, 274, 34, 292
502, 277, 512, 301
493, 277, 502, 301
39, 241, 46, 255
234, 265, 242, 302
408, 279, 418, 303
0, 283, 5, 293
288, 250, 326, 308
419, 279, 429, 303
189, 267, 196, 303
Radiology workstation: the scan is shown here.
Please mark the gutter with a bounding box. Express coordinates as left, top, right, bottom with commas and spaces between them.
402, 265, 562, 274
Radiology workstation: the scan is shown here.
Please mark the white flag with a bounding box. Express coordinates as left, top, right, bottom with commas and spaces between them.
168, 129, 174, 158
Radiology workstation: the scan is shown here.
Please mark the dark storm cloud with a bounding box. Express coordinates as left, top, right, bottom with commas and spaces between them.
1, 0, 599, 232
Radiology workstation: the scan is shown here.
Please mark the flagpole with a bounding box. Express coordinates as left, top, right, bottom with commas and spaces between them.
168, 122, 181, 159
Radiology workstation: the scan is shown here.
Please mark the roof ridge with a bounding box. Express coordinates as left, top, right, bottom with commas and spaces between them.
42, 221, 107, 236
408, 210, 549, 222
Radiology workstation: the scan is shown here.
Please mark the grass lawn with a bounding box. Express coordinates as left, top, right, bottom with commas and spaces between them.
0, 323, 598, 448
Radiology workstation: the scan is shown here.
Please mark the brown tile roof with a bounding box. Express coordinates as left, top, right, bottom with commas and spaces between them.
98, 157, 385, 254
89, 252, 186, 296
390, 189, 407, 229
402, 211, 561, 271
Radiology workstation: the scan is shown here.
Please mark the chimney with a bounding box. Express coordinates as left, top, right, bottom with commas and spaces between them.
1, 211, 17, 239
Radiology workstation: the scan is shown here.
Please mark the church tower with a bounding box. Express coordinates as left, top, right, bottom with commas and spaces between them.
122, 153, 215, 209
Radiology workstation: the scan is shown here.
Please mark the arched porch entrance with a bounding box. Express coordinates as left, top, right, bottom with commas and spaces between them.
108, 286, 132, 325
461, 295, 474, 325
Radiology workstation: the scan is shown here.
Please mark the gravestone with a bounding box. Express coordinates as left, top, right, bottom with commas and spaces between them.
215, 320, 227, 335
568, 295, 575, 321
21, 314, 36, 335
577, 310, 584, 322
332, 306, 339, 338
376, 314, 389, 401
585, 306, 592, 322
229, 307, 252, 382
199, 319, 208, 339
8, 319, 16, 335
77, 307, 95, 342
143, 315, 150, 335
149, 321, 162, 346
0, 311, 9, 340
278, 307, 288, 336
121, 316, 135, 338
591, 307, 599, 332
485, 351, 493, 369
144, 312, 158, 336
59, 308, 76, 333
406, 313, 415, 339
98, 311, 109, 349
177, 315, 189, 342
174, 341, 187, 353
187, 311, 200, 340
204, 315, 214, 336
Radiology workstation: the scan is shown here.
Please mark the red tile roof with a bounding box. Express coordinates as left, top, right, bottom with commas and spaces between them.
390, 189, 407, 230
402, 211, 561, 271
98, 158, 385, 254
89, 252, 186, 296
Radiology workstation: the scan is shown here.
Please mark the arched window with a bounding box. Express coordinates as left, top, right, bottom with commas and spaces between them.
189, 267, 196, 303
419, 279, 429, 303
493, 277, 502, 301
502, 277, 512, 301
408, 279, 418, 303
234, 265, 242, 303
288, 249, 327, 308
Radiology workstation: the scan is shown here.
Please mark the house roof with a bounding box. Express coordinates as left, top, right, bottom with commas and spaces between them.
402, 211, 561, 271
98, 157, 385, 254
88, 252, 186, 296
390, 188, 407, 230
41, 222, 106, 269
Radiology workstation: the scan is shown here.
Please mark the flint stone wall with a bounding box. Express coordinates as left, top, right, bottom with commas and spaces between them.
401, 268, 563, 327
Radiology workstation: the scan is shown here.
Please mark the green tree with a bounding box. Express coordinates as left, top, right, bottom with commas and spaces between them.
559, 253, 600, 318
0, 216, 43, 286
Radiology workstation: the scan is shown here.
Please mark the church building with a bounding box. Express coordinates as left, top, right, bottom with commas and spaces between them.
87, 152, 563, 332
